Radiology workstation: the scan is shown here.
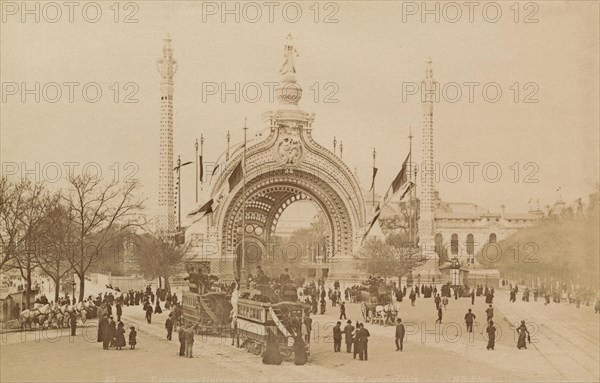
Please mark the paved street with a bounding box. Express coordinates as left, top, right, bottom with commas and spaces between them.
3, 285, 597, 382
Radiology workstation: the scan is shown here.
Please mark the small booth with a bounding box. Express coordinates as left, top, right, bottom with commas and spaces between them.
439, 258, 470, 286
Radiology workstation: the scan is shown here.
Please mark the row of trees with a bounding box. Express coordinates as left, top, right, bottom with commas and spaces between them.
356, 232, 427, 286
0, 175, 189, 308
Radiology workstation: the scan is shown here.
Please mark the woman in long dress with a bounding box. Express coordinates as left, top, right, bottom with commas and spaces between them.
294, 335, 307, 365
516, 320, 529, 349
262, 328, 282, 365
115, 322, 126, 350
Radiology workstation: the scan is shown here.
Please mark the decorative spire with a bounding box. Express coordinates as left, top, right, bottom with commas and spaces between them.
157, 34, 178, 82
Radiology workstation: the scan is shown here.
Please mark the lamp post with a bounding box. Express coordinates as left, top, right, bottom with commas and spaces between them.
372, 148, 376, 207
174, 155, 193, 230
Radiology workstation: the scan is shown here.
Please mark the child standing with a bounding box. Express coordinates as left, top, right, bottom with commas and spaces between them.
128, 326, 137, 349
115, 322, 126, 350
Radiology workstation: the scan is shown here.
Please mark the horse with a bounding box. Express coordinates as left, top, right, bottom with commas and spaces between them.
52, 303, 70, 328
382, 303, 399, 326
20, 304, 53, 330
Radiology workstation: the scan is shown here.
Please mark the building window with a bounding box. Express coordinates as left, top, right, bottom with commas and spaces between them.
451, 233, 458, 255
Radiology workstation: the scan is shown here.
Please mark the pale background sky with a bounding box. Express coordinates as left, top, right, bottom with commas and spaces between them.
1, 1, 599, 221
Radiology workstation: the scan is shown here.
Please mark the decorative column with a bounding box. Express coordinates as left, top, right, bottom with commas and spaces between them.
419, 58, 436, 256
156, 34, 178, 235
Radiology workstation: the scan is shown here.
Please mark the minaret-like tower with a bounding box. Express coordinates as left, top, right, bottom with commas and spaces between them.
419, 58, 436, 254
156, 34, 178, 235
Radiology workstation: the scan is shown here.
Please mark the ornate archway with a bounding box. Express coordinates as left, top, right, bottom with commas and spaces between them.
187, 35, 367, 283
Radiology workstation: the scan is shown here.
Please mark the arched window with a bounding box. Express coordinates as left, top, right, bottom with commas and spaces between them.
489, 233, 497, 244
451, 233, 458, 255
467, 234, 474, 255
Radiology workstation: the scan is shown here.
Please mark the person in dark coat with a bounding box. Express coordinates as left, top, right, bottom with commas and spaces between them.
311, 298, 318, 315
486, 305, 494, 323
69, 311, 77, 336
395, 318, 406, 351
98, 314, 107, 343
465, 309, 476, 333
339, 302, 346, 320
303, 314, 312, 343
262, 328, 282, 365
357, 323, 370, 360
178, 325, 186, 356
103, 317, 115, 350
184, 326, 194, 358
333, 322, 342, 352
344, 320, 355, 353
320, 298, 326, 314
145, 304, 153, 324
435, 307, 443, 323
471, 290, 475, 305
116, 302, 122, 322
516, 320, 530, 350
108, 317, 117, 347
115, 322, 126, 350
293, 335, 307, 365
128, 326, 137, 349
165, 313, 174, 340
155, 299, 162, 314
486, 321, 496, 350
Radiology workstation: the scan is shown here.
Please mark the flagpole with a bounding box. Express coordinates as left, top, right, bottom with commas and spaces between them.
200, 134, 204, 190
241, 118, 248, 288
408, 127, 413, 248
372, 148, 376, 207
195, 139, 199, 203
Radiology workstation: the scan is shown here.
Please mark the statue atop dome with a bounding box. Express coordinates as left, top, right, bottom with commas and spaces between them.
279, 33, 298, 80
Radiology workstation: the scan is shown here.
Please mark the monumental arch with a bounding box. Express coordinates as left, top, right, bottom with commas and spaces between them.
186, 35, 368, 283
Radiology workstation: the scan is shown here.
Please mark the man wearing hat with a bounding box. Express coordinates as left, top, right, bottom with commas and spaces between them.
343, 320, 354, 353
395, 318, 406, 351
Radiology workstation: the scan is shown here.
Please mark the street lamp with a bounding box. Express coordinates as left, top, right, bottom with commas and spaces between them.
174, 155, 193, 230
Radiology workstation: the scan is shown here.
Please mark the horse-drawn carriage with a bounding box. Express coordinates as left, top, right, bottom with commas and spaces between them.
359, 281, 398, 326
236, 283, 310, 359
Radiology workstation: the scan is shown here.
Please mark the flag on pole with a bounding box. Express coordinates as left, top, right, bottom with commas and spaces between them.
209, 164, 220, 184
362, 203, 381, 242
380, 153, 411, 209
369, 167, 378, 191
228, 160, 243, 192
199, 155, 204, 182
187, 198, 213, 218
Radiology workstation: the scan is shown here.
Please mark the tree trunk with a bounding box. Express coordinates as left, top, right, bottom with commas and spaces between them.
158, 276, 162, 289
25, 264, 32, 309
54, 278, 60, 302
78, 276, 85, 302
164, 275, 171, 293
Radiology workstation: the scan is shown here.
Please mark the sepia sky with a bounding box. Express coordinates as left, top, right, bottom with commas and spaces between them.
1, 1, 599, 220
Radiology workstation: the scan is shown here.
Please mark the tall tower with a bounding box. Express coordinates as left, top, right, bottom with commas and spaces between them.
419, 58, 436, 254
156, 35, 178, 235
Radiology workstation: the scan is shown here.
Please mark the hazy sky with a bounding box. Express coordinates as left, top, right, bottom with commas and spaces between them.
2, 1, 599, 220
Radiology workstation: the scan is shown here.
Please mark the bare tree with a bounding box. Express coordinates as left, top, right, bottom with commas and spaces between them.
135, 233, 189, 293
36, 204, 75, 301
0, 177, 27, 271
2, 179, 59, 307
63, 175, 144, 301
